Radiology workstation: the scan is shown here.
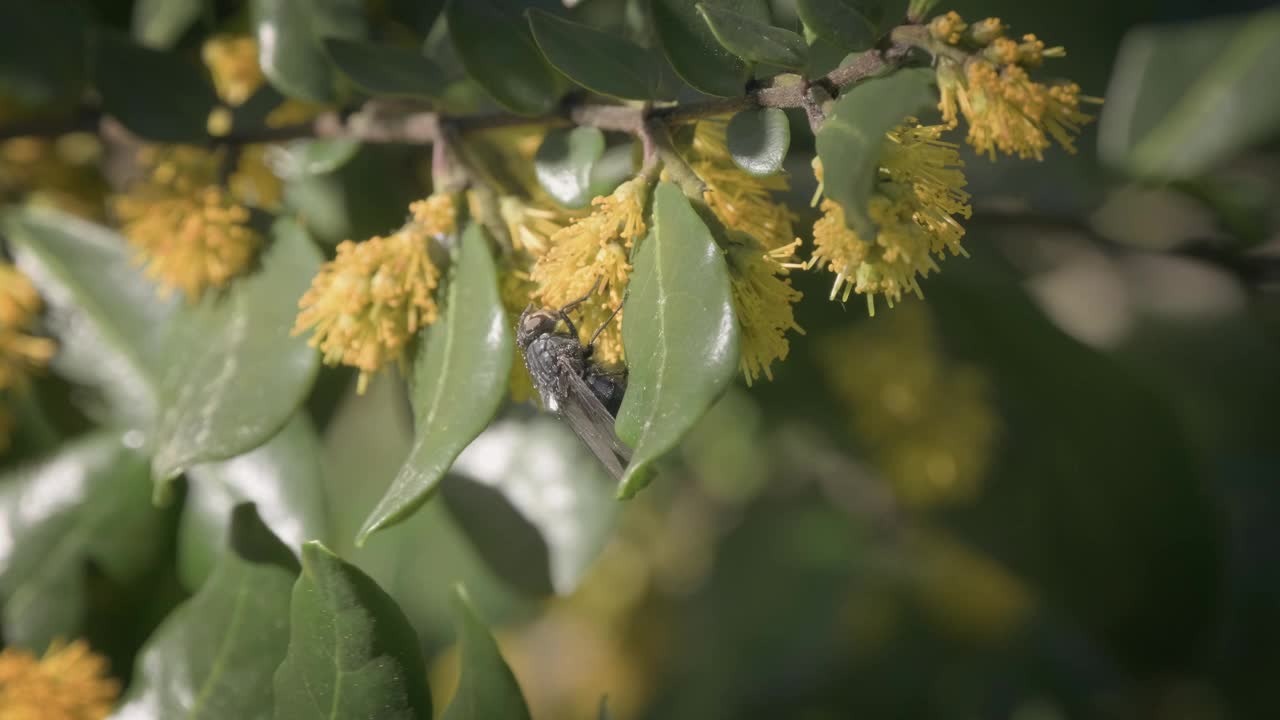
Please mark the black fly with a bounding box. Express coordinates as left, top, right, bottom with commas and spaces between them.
516, 284, 631, 480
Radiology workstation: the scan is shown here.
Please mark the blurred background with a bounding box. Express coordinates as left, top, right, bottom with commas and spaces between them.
3, 0, 1280, 718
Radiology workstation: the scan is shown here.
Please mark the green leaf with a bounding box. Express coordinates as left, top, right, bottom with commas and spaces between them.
273, 542, 432, 720
357, 223, 513, 543
447, 0, 561, 115
251, 0, 367, 103
324, 38, 448, 100
526, 9, 675, 101
697, 3, 808, 70
650, 0, 769, 97
615, 183, 739, 498
443, 585, 532, 720
113, 504, 298, 720
4, 207, 177, 428
796, 0, 875, 51
150, 218, 322, 486
179, 416, 329, 590
587, 144, 638, 199
132, 0, 203, 50
726, 108, 790, 177
270, 139, 363, 178
91, 30, 218, 142
386, 0, 446, 38
534, 126, 606, 209
815, 66, 934, 238
0, 433, 165, 650
0, 1, 87, 110
442, 416, 618, 595
1098, 8, 1280, 180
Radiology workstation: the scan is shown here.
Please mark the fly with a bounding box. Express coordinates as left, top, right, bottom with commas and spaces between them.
515, 283, 631, 480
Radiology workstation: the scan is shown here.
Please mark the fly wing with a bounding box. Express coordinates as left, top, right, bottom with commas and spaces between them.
558, 363, 633, 481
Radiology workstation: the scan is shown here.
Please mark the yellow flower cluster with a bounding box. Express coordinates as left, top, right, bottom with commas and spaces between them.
112, 147, 262, 301
819, 303, 997, 508
930, 11, 1099, 160
0, 135, 107, 220
530, 176, 648, 364
0, 263, 56, 397
202, 34, 265, 107
293, 193, 455, 393
808, 121, 972, 313
0, 639, 119, 720
682, 118, 803, 383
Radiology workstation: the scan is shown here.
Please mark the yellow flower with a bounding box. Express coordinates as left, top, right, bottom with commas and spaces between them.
0, 262, 42, 329
531, 176, 648, 364
932, 14, 1099, 160
724, 237, 804, 384
499, 268, 539, 403
818, 303, 998, 508
685, 118, 795, 250
202, 34, 265, 107
293, 194, 453, 393
112, 148, 262, 301
228, 145, 283, 210
808, 123, 971, 313
928, 11, 967, 44
1, 135, 107, 220
499, 196, 573, 256
0, 639, 119, 720
0, 263, 56, 394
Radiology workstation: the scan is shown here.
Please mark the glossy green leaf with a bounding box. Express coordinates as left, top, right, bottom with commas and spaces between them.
443, 585, 532, 720
179, 416, 329, 590
526, 9, 675, 101
92, 30, 217, 142
273, 542, 432, 720
251, 0, 367, 103
4, 207, 177, 428
132, 0, 203, 50
796, 0, 875, 51
1098, 8, 1280, 180
324, 38, 448, 100
815, 67, 934, 238
0, 433, 164, 650
587, 144, 638, 199
269, 139, 363, 178
113, 505, 298, 720
150, 218, 322, 485
0, 1, 87, 110
650, 0, 768, 97
534, 126, 606, 209
697, 3, 808, 70
443, 416, 618, 595
447, 0, 561, 115
615, 183, 739, 498
357, 223, 513, 543
726, 108, 790, 177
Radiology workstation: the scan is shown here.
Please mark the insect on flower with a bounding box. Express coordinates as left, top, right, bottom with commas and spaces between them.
516, 283, 631, 480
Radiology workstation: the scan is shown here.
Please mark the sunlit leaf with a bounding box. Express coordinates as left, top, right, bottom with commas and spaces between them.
815, 67, 934, 238
179, 416, 329, 591
273, 542, 432, 720
251, 0, 367, 102
268, 139, 363, 179
357, 223, 513, 543
796, 0, 875, 52
5, 207, 177, 429
446, 0, 561, 115
149, 218, 321, 486
442, 585, 532, 720
443, 415, 618, 595
132, 0, 202, 50
526, 9, 676, 101
651, 0, 769, 97
615, 183, 739, 498
0, 433, 164, 650
1099, 8, 1280, 180
726, 108, 791, 177
534, 126, 605, 209
324, 38, 448, 100
697, 3, 808, 70
113, 505, 298, 720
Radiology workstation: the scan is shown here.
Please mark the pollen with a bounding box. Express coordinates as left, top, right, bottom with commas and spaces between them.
293, 196, 452, 393
0, 639, 119, 720
725, 237, 804, 385
807, 121, 971, 314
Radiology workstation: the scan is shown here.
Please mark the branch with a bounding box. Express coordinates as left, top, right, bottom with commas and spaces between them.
0, 34, 919, 147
